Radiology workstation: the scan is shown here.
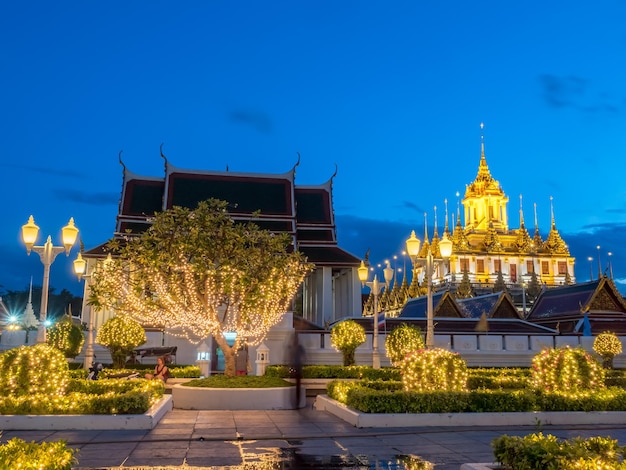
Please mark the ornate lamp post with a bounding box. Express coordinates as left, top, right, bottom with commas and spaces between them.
74, 252, 111, 369
21, 215, 79, 343
405, 230, 453, 348
358, 260, 385, 369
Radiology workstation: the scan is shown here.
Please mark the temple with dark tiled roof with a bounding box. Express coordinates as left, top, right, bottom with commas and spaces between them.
85, 148, 362, 328
526, 277, 626, 334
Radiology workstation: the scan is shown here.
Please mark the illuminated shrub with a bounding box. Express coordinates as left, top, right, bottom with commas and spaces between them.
400, 348, 468, 392
0, 344, 70, 397
385, 323, 424, 366
331, 319, 366, 366
531, 346, 604, 392
593, 332, 623, 369
47, 315, 85, 359
0, 435, 77, 470
96, 315, 146, 368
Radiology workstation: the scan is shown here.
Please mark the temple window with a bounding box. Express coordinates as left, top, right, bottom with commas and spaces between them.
558, 261, 567, 275
526, 260, 534, 273
477, 259, 485, 273
541, 261, 549, 275
460, 258, 469, 272
494, 259, 501, 273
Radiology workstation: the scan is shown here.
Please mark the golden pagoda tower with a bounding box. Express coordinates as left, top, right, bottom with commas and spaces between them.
441, 124, 575, 290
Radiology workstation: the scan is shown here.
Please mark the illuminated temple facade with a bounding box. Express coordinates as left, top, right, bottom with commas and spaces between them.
446, 140, 576, 288
372, 135, 576, 317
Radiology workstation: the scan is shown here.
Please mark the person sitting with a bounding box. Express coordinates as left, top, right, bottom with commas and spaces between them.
145, 356, 170, 382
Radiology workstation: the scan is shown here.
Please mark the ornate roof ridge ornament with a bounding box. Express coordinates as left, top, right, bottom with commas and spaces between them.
160, 143, 168, 175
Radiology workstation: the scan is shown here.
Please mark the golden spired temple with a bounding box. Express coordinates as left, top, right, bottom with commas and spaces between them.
367, 127, 576, 317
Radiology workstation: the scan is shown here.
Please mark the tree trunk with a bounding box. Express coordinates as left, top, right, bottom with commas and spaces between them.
213, 334, 238, 377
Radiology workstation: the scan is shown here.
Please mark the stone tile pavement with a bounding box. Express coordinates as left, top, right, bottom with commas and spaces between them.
3, 400, 626, 469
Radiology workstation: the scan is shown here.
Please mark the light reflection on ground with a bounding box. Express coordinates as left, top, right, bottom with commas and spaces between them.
105, 450, 433, 469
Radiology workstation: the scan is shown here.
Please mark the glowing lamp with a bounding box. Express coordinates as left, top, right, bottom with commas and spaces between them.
358, 260, 369, 286
439, 233, 453, 258
383, 260, 394, 287
196, 341, 211, 361
21, 215, 40, 254
405, 230, 421, 258
255, 342, 270, 376
61, 218, 79, 255
73, 253, 87, 280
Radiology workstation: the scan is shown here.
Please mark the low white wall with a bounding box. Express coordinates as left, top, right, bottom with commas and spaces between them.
5, 318, 625, 370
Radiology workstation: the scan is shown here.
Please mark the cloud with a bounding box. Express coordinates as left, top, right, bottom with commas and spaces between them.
538, 74, 622, 116
53, 189, 119, 206
539, 74, 587, 108
5, 163, 85, 178
230, 109, 272, 133
402, 201, 425, 213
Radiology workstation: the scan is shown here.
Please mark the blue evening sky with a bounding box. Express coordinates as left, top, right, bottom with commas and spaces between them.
1, 1, 625, 301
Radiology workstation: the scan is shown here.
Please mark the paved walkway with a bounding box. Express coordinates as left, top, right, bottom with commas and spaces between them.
4, 400, 626, 469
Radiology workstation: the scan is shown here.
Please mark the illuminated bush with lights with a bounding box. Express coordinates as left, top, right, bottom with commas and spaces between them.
96, 315, 146, 369
385, 323, 424, 366
400, 348, 468, 392
0, 433, 77, 470
0, 344, 70, 397
331, 319, 366, 366
47, 315, 85, 359
531, 346, 604, 392
593, 332, 623, 369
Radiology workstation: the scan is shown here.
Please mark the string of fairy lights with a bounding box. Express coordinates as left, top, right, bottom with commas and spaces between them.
90, 253, 310, 347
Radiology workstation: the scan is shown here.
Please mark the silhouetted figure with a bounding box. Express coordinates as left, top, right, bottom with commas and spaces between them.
288, 333, 305, 409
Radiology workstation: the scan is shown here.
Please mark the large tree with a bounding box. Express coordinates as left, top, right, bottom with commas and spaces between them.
88, 199, 312, 376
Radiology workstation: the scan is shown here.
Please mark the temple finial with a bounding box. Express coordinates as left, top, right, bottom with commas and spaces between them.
519, 194, 525, 226
456, 191, 462, 227
480, 122, 485, 158
423, 212, 429, 242
118, 150, 126, 171
444, 198, 450, 232
433, 205, 438, 236
534, 202, 539, 230
550, 195, 556, 228
292, 152, 301, 172
160, 143, 168, 175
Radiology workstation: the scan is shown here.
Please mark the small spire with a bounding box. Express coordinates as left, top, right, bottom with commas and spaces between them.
28, 277, 33, 304
433, 205, 439, 237
456, 191, 461, 227
480, 122, 485, 158
534, 202, 539, 230
444, 198, 450, 234
519, 194, 525, 227
423, 212, 429, 243
550, 195, 556, 228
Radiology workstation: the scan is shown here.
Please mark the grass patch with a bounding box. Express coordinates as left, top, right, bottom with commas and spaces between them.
185, 375, 294, 388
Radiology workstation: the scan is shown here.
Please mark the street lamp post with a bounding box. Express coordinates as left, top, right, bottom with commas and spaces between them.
405, 230, 452, 349
73, 252, 112, 370
21, 215, 79, 343
358, 261, 384, 369
73, 252, 94, 369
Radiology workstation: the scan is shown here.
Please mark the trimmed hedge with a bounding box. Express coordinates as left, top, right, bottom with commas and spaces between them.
265, 365, 401, 380
327, 379, 626, 413
492, 433, 626, 470
0, 379, 164, 415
